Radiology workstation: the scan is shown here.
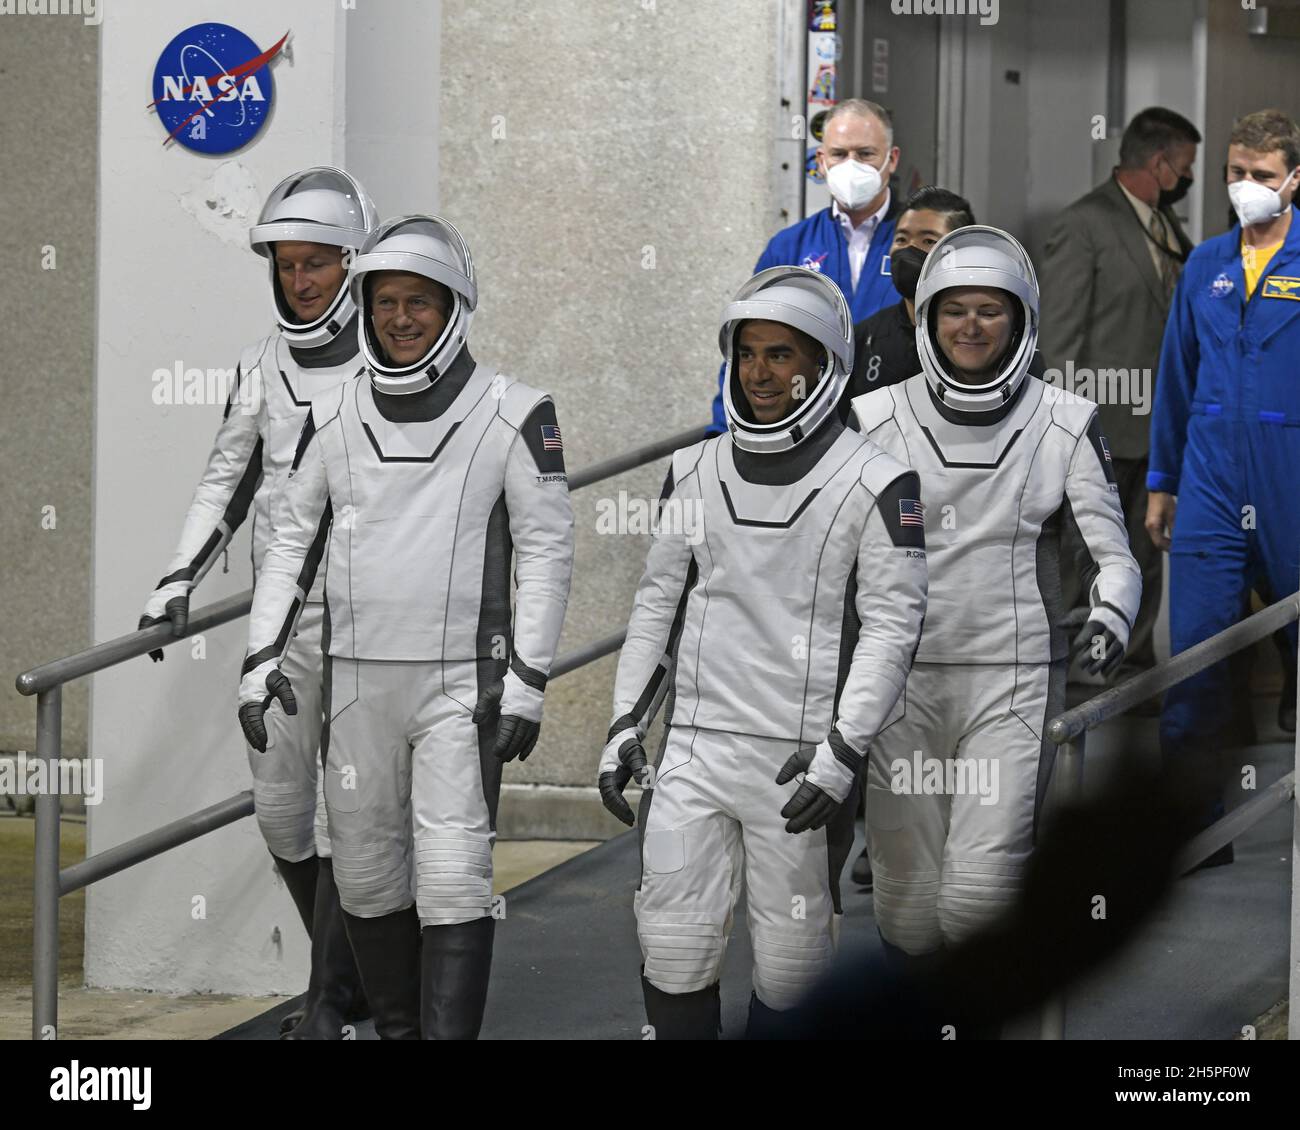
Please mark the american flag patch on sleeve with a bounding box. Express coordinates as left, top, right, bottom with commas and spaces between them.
898, 498, 925, 526
540, 423, 563, 451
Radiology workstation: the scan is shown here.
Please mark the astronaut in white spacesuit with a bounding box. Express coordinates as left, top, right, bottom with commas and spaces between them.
599, 266, 928, 1038
237, 215, 574, 1039
851, 226, 1141, 972
139, 167, 376, 1039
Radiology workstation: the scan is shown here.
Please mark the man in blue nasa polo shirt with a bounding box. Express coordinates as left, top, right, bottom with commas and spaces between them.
1147, 110, 1300, 860
708, 98, 903, 433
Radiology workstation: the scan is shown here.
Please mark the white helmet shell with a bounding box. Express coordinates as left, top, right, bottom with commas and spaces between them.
349, 215, 477, 395
249, 167, 378, 350
914, 225, 1039, 415
719, 266, 853, 454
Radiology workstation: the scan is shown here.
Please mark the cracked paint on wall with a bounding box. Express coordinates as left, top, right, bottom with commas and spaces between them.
179, 161, 261, 248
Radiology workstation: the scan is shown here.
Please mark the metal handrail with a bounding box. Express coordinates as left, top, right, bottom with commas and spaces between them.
1048, 593, 1300, 744
16, 425, 711, 698
23, 419, 1296, 1042
1039, 591, 1300, 1040
17, 592, 254, 698
568, 426, 710, 491
15, 423, 711, 1039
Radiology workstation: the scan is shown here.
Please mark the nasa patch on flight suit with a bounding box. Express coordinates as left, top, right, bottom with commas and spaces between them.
1261, 275, 1300, 301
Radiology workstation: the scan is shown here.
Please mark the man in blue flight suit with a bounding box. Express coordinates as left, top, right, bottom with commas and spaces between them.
1147, 109, 1300, 865
708, 98, 903, 434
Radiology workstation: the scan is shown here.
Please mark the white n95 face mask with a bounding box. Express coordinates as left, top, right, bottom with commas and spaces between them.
825, 158, 883, 211
1228, 173, 1296, 227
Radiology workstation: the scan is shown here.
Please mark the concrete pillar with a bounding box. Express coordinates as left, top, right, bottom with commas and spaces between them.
438, 0, 791, 838
88, 0, 355, 994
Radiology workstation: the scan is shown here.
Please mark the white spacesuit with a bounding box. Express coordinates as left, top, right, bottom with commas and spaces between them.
599, 266, 927, 1039
238, 215, 574, 1039
851, 226, 1141, 962
139, 167, 376, 1040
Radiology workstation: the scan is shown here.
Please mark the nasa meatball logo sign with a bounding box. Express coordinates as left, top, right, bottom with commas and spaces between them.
149, 24, 289, 154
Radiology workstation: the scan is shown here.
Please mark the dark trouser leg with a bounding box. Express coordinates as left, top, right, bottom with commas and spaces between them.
1161, 468, 1251, 834
341, 906, 421, 1040
420, 918, 495, 1040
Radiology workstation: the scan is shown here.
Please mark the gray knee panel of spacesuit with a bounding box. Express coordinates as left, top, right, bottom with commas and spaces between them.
636, 827, 729, 994
252, 778, 318, 863
415, 830, 493, 926
750, 924, 834, 1012
937, 856, 1024, 945
331, 840, 414, 918
866, 786, 944, 955
637, 909, 727, 995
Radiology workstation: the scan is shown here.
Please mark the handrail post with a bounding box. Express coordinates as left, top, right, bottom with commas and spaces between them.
1040, 728, 1086, 1040
32, 686, 62, 1040
1291, 582, 1300, 1040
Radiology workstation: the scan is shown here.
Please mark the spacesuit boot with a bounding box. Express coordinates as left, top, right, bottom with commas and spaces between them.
744, 992, 786, 1041
419, 918, 495, 1040
282, 859, 368, 1040
641, 974, 721, 1041
271, 854, 318, 1035
273, 853, 318, 935
342, 907, 421, 1040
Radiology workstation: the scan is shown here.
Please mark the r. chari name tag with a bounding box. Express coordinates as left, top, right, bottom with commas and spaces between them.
1261, 275, 1300, 301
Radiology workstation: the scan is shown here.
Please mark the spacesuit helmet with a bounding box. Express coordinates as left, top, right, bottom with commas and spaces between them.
348, 214, 477, 395
249, 167, 378, 350
914, 225, 1039, 415
719, 266, 853, 454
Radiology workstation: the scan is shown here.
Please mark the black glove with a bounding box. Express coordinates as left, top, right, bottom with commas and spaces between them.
238, 668, 298, 753
1071, 619, 1125, 677
776, 746, 842, 833
472, 680, 541, 763
597, 731, 649, 827
137, 591, 190, 662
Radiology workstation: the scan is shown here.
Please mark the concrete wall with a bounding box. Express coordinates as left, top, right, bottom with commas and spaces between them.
1024, 0, 1111, 260
1202, 0, 1300, 240
0, 14, 100, 759
1125, 0, 1204, 243
438, 0, 792, 837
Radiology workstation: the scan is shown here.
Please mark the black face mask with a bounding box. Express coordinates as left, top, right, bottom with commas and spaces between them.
1159, 175, 1193, 209
890, 245, 928, 301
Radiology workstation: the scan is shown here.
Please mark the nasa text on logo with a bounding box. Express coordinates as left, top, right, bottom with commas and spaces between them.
149, 24, 289, 155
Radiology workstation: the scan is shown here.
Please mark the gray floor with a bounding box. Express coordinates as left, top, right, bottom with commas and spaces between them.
221, 702, 1294, 1041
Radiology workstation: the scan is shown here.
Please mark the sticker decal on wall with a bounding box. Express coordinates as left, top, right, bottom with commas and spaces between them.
149, 24, 289, 154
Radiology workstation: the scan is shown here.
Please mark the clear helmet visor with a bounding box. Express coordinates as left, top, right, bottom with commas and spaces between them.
250, 167, 376, 254
913, 226, 1040, 414
719, 267, 853, 453
248, 167, 378, 348
349, 215, 477, 393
